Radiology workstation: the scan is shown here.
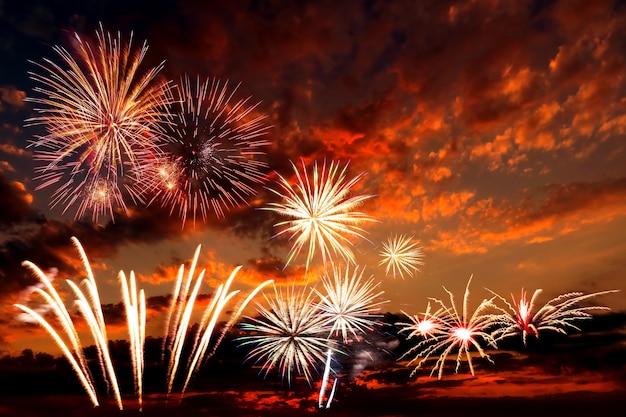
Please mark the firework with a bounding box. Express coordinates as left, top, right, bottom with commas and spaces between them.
161, 245, 273, 397
398, 276, 499, 379
378, 234, 424, 279
25, 23, 175, 221
264, 159, 376, 271
130, 75, 272, 225
487, 288, 620, 346
237, 283, 338, 385
14, 237, 126, 410
318, 349, 338, 409
315, 265, 388, 343
14, 263, 99, 407
119, 270, 146, 410
398, 302, 446, 339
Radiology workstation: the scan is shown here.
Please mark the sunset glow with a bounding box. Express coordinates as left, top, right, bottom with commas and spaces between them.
1, 1, 626, 415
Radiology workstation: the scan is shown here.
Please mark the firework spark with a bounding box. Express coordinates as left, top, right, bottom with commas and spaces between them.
131, 75, 272, 225
25, 23, 175, 221
161, 245, 273, 397
264, 159, 376, 271
398, 276, 499, 380
487, 288, 620, 346
315, 265, 388, 343
237, 283, 338, 385
378, 234, 424, 279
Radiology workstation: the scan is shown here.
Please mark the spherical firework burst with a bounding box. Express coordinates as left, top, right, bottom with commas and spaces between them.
25, 23, 175, 221
264, 159, 376, 271
487, 288, 619, 346
130, 75, 272, 226
378, 234, 424, 279
237, 283, 338, 385
315, 265, 388, 343
398, 276, 499, 379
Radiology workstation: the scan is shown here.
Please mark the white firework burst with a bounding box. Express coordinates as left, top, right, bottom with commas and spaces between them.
315, 265, 389, 343
378, 234, 423, 279
264, 159, 376, 271
237, 283, 337, 385
25, 23, 175, 221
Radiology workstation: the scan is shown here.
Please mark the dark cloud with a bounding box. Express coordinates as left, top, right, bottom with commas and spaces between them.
0, 171, 40, 227
528, 176, 626, 222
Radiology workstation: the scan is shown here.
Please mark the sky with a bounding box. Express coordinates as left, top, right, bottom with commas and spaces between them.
1, 0, 626, 360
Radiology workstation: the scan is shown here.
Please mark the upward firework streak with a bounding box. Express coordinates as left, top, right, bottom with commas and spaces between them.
162, 245, 272, 397
14, 261, 99, 408
315, 265, 388, 343
264, 159, 376, 271
119, 270, 146, 411
14, 237, 132, 410
237, 283, 338, 385
487, 288, 620, 346
25, 23, 175, 221
378, 234, 424, 279
398, 276, 499, 380
131, 75, 272, 225
318, 349, 338, 409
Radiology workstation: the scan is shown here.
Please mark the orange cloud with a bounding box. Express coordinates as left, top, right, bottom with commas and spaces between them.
421, 191, 475, 222
0, 143, 29, 157
0, 86, 26, 110
429, 177, 626, 255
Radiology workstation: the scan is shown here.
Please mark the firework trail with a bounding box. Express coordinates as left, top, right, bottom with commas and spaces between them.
13, 237, 125, 409
25, 23, 175, 221
130, 75, 272, 226
161, 245, 272, 397
263, 159, 376, 272
318, 349, 338, 409
14, 263, 99, 407
378, 234, 424, 279
119, 270, 146, 410
486, 288, 620, 346
237, 283, 339, 385
398, 276, 499, 380
315, 265, 388, 343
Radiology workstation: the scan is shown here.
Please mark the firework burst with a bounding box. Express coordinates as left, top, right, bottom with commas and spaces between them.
398, 276, 499, 379
315, 265, 388, 343
378, 234, 424, 279
25, 23, 175, 221
264, 159, 376, 271
487, 288, 620, 346
131, 75, 272, 225
398, 302, 446, 339
237, 283, 338, 385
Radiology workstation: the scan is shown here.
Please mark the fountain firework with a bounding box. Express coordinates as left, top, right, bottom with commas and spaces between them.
162, 244, 273, 398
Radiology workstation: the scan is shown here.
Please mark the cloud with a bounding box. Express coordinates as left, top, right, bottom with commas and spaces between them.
0, 86, 26, 111
0, 172, 38, 227
430, 177, 626, 254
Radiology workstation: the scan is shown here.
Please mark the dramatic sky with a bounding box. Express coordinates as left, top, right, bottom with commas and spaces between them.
1, 0, 625, 357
